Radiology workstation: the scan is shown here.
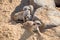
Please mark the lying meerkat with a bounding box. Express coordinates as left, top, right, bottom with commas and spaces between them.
29, 0, 56, 9
11, 5, 34, 23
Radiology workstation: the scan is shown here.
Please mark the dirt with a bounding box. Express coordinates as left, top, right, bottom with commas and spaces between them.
0, 0, 60, 40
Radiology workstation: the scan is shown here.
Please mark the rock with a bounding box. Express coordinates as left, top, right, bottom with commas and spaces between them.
33, 7, 51, 25
34, 7, 60, 26
30, 0, 56, 9
47, 8, 60, 25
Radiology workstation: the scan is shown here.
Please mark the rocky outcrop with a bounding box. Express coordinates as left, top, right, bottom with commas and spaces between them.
34, 7, 60, 25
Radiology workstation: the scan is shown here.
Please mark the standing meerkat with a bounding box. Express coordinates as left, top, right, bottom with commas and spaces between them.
22, 21, 45, 40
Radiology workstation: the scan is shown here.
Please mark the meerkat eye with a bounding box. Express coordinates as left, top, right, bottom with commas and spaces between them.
36, 23, 40, 25
24, 8, 27, 11
33, 23, 36, 25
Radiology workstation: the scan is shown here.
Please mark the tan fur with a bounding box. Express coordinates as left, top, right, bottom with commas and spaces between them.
23, 21, 35, 33
23, 21, 45, 40
23, 21, 45, 33
13, 11, 25, 22
11, 5, 34, 22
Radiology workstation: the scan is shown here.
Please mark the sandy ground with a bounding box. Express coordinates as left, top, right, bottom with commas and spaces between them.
0, 0, 60, 40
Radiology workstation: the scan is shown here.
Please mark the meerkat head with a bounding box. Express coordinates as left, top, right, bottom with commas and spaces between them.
23, 21, 35, 33
23, 21, 43, 34
34, 20, 42, 26
32, 20, 42, 32
23, 5, 34, 15
23, 6, 31, 11
34, 20, 45, 32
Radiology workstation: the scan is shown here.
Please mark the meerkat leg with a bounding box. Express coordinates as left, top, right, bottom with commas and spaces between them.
36, 26, 44, 40
23, 17, 25, 23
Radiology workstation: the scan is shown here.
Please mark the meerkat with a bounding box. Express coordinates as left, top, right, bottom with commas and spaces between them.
22, 21, 45, 40
11, 5, 34, 23
23, 20, 45, 34
29, 0, 56, 9
23, 5, 34, 21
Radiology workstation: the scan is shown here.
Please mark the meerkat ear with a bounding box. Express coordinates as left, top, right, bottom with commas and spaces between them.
23, 6, 30, 11
23, 6, 26, 11
23, 7, 26, 11
29, 5, 34, 13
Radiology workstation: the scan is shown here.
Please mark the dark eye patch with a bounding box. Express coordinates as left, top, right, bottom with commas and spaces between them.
24, 8, 27, 10
36, 23, 40, 25
33, 23, 36, 25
